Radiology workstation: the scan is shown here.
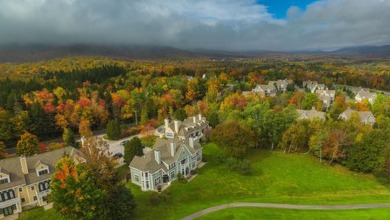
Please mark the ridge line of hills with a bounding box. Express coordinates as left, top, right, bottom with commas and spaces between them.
0, 44, 389, 63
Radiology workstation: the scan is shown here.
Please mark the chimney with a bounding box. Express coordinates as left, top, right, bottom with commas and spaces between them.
170, 143, 176, 157
193, 116, 196, 123
198, 114, 202, 121
164, 118, 169, 130
311, 106, 316, 111
174, 120, 179, 133
189, 137, 194, 148
20, 157, 29, 174
154, 150, 161, 164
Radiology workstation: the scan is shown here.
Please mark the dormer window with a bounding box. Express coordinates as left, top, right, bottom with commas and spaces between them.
35, 161, 50, 176
38, 169, 49, 176
0, 177, 9, 184
0, 172, 10, 184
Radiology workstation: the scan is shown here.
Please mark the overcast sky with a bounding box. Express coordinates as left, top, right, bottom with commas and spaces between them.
0, 0, 389, 51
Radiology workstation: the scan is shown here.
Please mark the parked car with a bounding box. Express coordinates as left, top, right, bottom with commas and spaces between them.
120, 140, 129, 146
113, 152, 123, 158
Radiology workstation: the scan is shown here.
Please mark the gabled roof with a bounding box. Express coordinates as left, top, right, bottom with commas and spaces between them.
253, 84, 275, 92
297, 107, 326, 120
339, 109, 375, 124
0, 146, 82, 190
355, 91, 377, 100
316, 89, 336, 98
130, 138, 201, 173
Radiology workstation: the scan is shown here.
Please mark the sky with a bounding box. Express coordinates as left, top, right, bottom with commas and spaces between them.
0, 0, 389, 51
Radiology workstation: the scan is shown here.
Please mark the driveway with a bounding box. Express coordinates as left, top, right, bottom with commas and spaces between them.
102, 134, 141, 166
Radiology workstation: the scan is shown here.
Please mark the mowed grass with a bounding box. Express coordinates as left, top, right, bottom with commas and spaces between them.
19, 207, 65, 220
128, 143, 390, 220
198, 207, 390, 220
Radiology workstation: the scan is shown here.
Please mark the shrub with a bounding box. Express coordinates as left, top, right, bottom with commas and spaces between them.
177, 173, 187, 183
190, 169, 198, 175
149, 192, 160, 206
141, 135, 157, 148
126, 126, 141, 136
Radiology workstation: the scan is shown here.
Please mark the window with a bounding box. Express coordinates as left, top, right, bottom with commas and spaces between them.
9, 190, 14, 199
170, 171, 175, 179
33, 196, 37, 201
38, 181, 50, 192
144, 173, 148, 177
38, 169, 49, 176
169, 162, 176, 169
154, 177, 160, 186
21, 198, 25, 203
31, 186, 34, 191
19, 188, 22, 192
181, 158, 186, 164
134, 175, 139, 183
0, 178, 8, 184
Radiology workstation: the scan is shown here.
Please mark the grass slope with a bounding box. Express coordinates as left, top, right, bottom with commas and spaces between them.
198, 207, 390, 220
128, 143, 390, 220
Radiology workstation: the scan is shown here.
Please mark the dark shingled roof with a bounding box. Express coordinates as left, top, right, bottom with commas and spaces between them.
130, 138, 201, 173
0, 146, 82, 190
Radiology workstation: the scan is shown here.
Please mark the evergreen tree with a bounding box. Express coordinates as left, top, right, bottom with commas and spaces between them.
63, 128, 76, 147
124, 137, 143, 163
107, 119, 121, 140
174, 108, 187, 121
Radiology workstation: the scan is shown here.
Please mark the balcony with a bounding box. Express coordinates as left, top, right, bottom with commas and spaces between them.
0, 197, 21, 209
37, 190, 51, 199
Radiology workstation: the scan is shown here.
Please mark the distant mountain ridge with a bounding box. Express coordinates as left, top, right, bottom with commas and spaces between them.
329, 45, 390, 56
0, 44, 389, 63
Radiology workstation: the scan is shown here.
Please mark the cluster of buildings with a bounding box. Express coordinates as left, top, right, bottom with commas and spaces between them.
251, 79, 293, 97
247, 79, 380, 125
129, 114, 209, 191
0, 147, 83, 218
296, 106, 376, 125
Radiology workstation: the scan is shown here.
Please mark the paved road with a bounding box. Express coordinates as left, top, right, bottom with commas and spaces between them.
180, 202, 390, 220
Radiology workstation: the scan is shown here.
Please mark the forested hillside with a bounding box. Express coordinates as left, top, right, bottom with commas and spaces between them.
0, 57, 389, 181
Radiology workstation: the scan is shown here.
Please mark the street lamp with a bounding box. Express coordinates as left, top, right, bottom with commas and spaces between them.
134, 111, 138, 125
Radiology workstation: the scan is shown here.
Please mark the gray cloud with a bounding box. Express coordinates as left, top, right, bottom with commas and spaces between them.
0, 0, 389, 51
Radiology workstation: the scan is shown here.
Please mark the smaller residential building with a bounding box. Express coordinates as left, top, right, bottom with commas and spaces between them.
252, 79, 293, 97
350, 87, 370, 95
303, 80, 327, 93
338, 108, 376, 125
252, 84, 277, 97
130, 137, 203, 191
355, 90, 377, 104
297, 107, 326, 120
269, 79, 293, 93
0, 147, 83, 218
316, 89, 336, 100
158, 114, 209, 141
317, 94, 332, 111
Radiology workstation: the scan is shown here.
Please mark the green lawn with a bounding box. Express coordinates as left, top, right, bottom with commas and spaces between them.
19, 207, 64, 220
198, 207, 390, 220
20, 143, 390, 219
128, 143, 390, 220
